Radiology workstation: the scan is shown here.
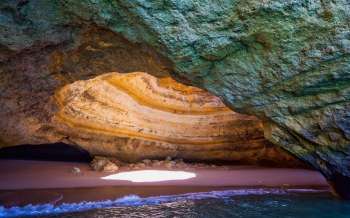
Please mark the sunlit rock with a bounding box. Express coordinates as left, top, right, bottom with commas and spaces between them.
53, 72, 298, 165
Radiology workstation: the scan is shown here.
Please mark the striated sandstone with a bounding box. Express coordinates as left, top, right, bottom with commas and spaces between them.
53, 72, 298, 165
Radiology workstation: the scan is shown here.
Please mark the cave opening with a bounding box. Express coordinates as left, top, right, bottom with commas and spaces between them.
0, 71, 305, 168
47, 71, 305, 168
0, 143, 92, 162
0, 26, 307, 170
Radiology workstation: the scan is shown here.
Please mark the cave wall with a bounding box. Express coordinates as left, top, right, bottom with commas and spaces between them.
0, 0, 350, 197
0, 1, 300, 166
0, 24, 172, 146
52, 72, 299, 165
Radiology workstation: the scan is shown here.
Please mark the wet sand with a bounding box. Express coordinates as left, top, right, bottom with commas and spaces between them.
0, 160, 330, 207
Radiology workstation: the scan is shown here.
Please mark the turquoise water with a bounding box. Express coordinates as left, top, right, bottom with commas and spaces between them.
1, 189, 350, 218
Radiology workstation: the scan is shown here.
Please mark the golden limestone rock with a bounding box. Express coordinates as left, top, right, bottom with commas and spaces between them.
53, 72, 300, 165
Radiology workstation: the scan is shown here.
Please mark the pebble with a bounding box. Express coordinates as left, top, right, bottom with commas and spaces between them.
71, 167, 81, 175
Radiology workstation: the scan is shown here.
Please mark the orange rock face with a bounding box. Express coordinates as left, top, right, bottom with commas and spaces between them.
52, 72, 300, 165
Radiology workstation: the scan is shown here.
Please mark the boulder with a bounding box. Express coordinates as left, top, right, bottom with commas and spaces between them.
90, 156, 119, 172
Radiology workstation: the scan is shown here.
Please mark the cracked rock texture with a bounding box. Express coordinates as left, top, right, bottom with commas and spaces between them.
0, 0, 349, 197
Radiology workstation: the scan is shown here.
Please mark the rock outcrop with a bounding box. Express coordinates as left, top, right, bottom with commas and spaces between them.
0, 0, 349, 197
53, 72, 298, 164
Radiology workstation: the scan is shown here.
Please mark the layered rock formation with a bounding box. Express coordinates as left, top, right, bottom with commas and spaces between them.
0, 0, 349, 197
53, 72, 297, 164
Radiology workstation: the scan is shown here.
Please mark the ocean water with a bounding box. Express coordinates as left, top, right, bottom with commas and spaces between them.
1, 189, 350, 218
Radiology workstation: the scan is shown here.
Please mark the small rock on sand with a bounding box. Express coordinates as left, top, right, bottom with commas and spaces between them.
71, 167, 81, 175
90, 156, 119, 172
102, 162, 119, 172
90, 156, 222, 172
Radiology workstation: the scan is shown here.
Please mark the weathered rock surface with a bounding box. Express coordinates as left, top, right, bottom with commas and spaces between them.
90, 156, 120, 172
0, 0, 349, 197
53, 72, 298, 164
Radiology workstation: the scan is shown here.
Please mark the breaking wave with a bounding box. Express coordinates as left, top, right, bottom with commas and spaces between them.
0, 188, 327, 217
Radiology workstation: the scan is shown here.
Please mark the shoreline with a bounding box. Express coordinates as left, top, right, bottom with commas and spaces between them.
0, 159, 330, 207
0, 186, 330, 208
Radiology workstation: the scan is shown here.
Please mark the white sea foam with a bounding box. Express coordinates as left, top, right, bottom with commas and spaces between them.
0, 188, 326, 217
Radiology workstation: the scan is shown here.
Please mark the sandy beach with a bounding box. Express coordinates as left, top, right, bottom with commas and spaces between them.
0, 160, 329, 189
0, 160, 330, 207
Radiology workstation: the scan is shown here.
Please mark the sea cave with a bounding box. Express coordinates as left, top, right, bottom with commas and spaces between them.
0, 0, 350, 217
